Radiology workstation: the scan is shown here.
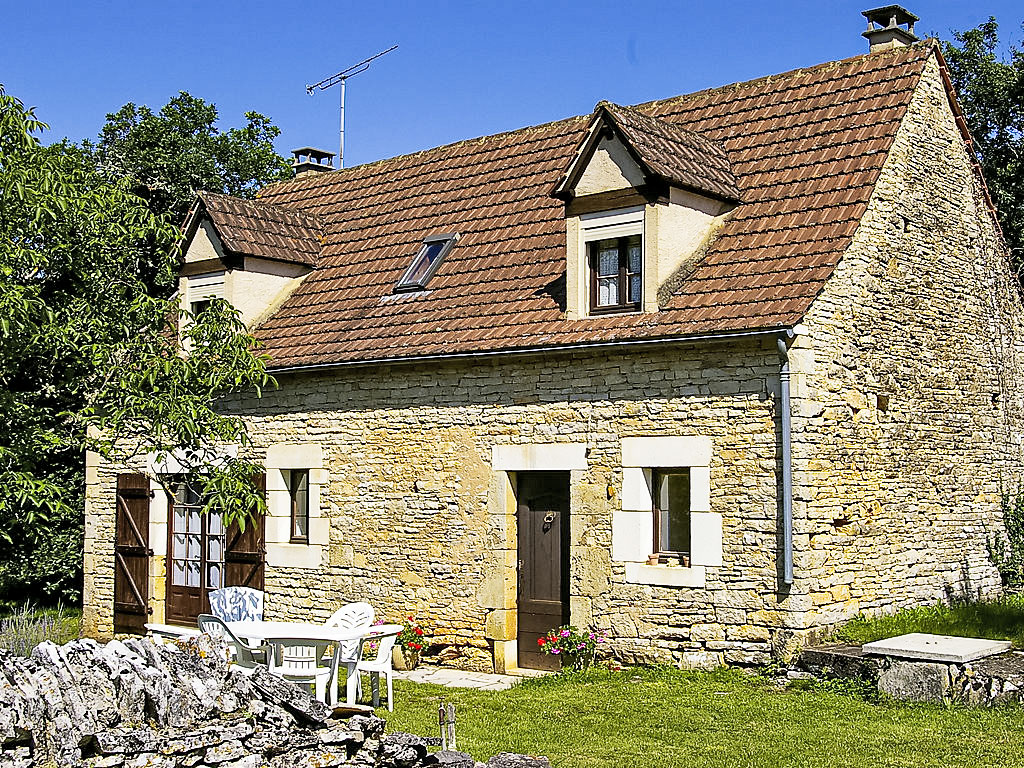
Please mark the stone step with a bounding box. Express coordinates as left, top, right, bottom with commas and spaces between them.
798, 644, 879, 679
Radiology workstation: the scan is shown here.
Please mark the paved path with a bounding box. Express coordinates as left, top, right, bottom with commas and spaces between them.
394, 666, 549, 691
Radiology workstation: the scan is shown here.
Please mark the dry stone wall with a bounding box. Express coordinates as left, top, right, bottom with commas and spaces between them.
0, 633, 546, 768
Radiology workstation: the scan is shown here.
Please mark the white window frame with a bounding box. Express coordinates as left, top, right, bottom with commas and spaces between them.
580, 208, 643, 316
612, 436, 720, 588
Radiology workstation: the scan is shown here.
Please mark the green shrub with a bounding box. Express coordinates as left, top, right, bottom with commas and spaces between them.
989, 492, 1024, 588
0, 604, 80, 657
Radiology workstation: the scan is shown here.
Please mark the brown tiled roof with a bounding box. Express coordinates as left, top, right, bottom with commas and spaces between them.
598, 102, 741, 202
246, 44, 933, 369
197, 191, 323, 267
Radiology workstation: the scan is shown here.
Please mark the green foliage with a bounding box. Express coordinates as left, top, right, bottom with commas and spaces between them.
83, 297, 273, 527
834, 597, 1024, 648
86, 91, 292, 228
943, 19, 1024, 264
0, 603, 80, 657
0, 84, 276, 601
386, 666, 1024, 767
989, 492, 1024, 588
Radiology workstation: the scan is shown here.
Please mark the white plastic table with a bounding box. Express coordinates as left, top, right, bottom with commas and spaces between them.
226, 621, 402, 705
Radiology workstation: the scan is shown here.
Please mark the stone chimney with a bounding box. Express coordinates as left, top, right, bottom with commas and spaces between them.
291, 147, 335, 177
862, 5, 919, 52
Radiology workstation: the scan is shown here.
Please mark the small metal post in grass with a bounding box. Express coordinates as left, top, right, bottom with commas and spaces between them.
438, 702, 456, 750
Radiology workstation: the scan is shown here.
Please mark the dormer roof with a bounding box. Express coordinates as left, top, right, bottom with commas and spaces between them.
553, 101, 742, 203
184, 191, 323, 268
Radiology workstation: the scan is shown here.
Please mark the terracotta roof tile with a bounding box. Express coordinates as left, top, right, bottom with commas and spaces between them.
197, 191, 323, 267
592, 102, 741, 201
240, 44, 932, 368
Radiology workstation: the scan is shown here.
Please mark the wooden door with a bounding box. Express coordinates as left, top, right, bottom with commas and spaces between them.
517, 471, 570, 671
114, 474, 152, 634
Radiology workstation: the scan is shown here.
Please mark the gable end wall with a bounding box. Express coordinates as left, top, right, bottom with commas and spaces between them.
793, 53, 1024, 632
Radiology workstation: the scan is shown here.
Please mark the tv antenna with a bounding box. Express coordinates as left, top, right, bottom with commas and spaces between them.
306, 45, 398, 169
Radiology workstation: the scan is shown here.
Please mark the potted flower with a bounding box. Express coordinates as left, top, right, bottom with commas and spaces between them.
393, 615, 428, 670
537, 624, 609, 671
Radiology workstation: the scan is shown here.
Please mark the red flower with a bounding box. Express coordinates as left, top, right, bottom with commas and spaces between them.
409, 642, 422, 650
414, 627, 424, 635
537, 637, 546, 646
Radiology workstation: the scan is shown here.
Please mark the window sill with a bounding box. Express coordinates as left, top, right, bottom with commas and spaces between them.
624, 562, 706, 588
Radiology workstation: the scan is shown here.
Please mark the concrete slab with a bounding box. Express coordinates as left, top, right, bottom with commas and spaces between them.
863, 633, 1012, 663
395, 667, 525, 691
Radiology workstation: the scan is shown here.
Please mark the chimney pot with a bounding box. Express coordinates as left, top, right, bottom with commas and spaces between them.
291, 147, 336, 177
862, 5, 919, 52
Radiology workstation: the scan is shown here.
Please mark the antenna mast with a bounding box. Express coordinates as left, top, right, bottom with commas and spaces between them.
306, 45, 398, 169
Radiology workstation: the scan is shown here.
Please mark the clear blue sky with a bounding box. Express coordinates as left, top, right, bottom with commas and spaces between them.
3, 1, 1021, 168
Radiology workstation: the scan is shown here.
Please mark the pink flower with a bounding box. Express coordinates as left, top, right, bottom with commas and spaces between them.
560, 629, 571, 638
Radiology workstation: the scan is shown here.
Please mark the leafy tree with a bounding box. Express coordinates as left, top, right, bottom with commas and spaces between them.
0, 86, 272, 605
87, 91, 292, 234
943, 19, 1024, 265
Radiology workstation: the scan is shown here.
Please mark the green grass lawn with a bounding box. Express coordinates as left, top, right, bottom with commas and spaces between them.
834, 596, 1024, 648
384, 667, 1024, 768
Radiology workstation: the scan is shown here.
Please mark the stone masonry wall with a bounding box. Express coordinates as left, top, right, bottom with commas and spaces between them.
238, 341, 788, 668
791, 53, 1024, 635
85, 339, 792, 668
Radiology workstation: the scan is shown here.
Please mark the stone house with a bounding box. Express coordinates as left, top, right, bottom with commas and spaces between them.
83, 15, 1024, 671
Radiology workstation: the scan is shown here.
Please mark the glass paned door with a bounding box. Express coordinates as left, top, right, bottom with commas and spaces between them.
165, 480, 226, 624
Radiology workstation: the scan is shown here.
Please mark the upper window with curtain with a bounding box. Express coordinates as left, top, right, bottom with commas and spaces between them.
590, 234, 642, 313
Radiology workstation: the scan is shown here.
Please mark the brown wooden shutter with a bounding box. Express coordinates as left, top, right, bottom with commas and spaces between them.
114, 473, 152, 634
224, 472, 266, 590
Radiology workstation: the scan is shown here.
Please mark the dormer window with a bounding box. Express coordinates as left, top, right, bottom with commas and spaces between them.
552, 101, 740, 321
396, 233, 459, 292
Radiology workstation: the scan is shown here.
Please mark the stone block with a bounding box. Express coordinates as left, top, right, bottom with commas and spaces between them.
485, 609, 516, 641
878, 660, 951, 703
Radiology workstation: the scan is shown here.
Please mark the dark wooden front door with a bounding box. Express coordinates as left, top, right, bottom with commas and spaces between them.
164, 477, 266, 625
517, 471, 570, 671
114, 474, 152, 634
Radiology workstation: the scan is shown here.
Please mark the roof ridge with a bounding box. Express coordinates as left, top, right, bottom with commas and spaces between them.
632, 40, 933, 113
200, 189, 326, 229
262, 43, 932, 203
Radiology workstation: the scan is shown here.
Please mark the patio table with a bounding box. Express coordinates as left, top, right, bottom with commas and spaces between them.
226, 621, 402, 705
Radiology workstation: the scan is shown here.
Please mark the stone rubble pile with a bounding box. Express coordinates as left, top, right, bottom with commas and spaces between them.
0, 634, 550, 768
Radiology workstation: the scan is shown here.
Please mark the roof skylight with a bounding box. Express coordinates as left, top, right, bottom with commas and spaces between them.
395, 233, 459, 292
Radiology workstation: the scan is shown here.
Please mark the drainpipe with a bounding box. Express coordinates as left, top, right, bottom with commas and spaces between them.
777, 333, 794, 586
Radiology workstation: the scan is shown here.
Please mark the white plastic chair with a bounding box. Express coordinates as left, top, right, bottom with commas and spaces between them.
266, 637, 338, 704
324, 602, 375, 704
196, 613, 265, 668
356, 627, 401, 711
324, 602, 375, 660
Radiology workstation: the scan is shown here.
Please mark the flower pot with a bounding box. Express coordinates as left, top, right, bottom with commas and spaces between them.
393, 645, 420, 671
559, 649, 594, 672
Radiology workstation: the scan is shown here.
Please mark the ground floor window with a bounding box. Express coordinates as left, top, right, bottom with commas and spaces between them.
287, 469, 310, 543
653, 469, 691, 561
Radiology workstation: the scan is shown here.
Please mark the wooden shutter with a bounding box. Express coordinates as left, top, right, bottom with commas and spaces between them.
114, 473, 152, 634
225, 473, 266, 590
